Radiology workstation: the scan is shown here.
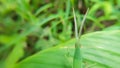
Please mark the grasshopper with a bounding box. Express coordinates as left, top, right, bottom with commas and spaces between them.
72, 5, 89, 68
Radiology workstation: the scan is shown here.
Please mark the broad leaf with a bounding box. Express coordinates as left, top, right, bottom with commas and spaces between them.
14, 30, 120, 68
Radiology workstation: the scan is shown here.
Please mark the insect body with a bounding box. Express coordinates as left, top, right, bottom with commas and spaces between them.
72, 4, 89, 68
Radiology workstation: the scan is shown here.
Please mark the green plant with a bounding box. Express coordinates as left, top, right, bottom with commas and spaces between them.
13, 31, 120, 68
0, 0, 120, 68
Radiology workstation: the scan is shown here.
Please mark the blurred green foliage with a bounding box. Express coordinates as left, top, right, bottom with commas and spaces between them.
0, 0, 120, 68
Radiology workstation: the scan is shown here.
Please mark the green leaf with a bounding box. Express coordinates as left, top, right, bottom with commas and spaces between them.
35, 3, 53, 16
70, 0, 74, 6
5, 41, 25, 68
103, 25, 120, 31
14, 30, 120, 68
81, 30, 120, 68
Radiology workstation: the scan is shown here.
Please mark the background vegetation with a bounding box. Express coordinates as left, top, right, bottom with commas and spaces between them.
0, 0, 120, 68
